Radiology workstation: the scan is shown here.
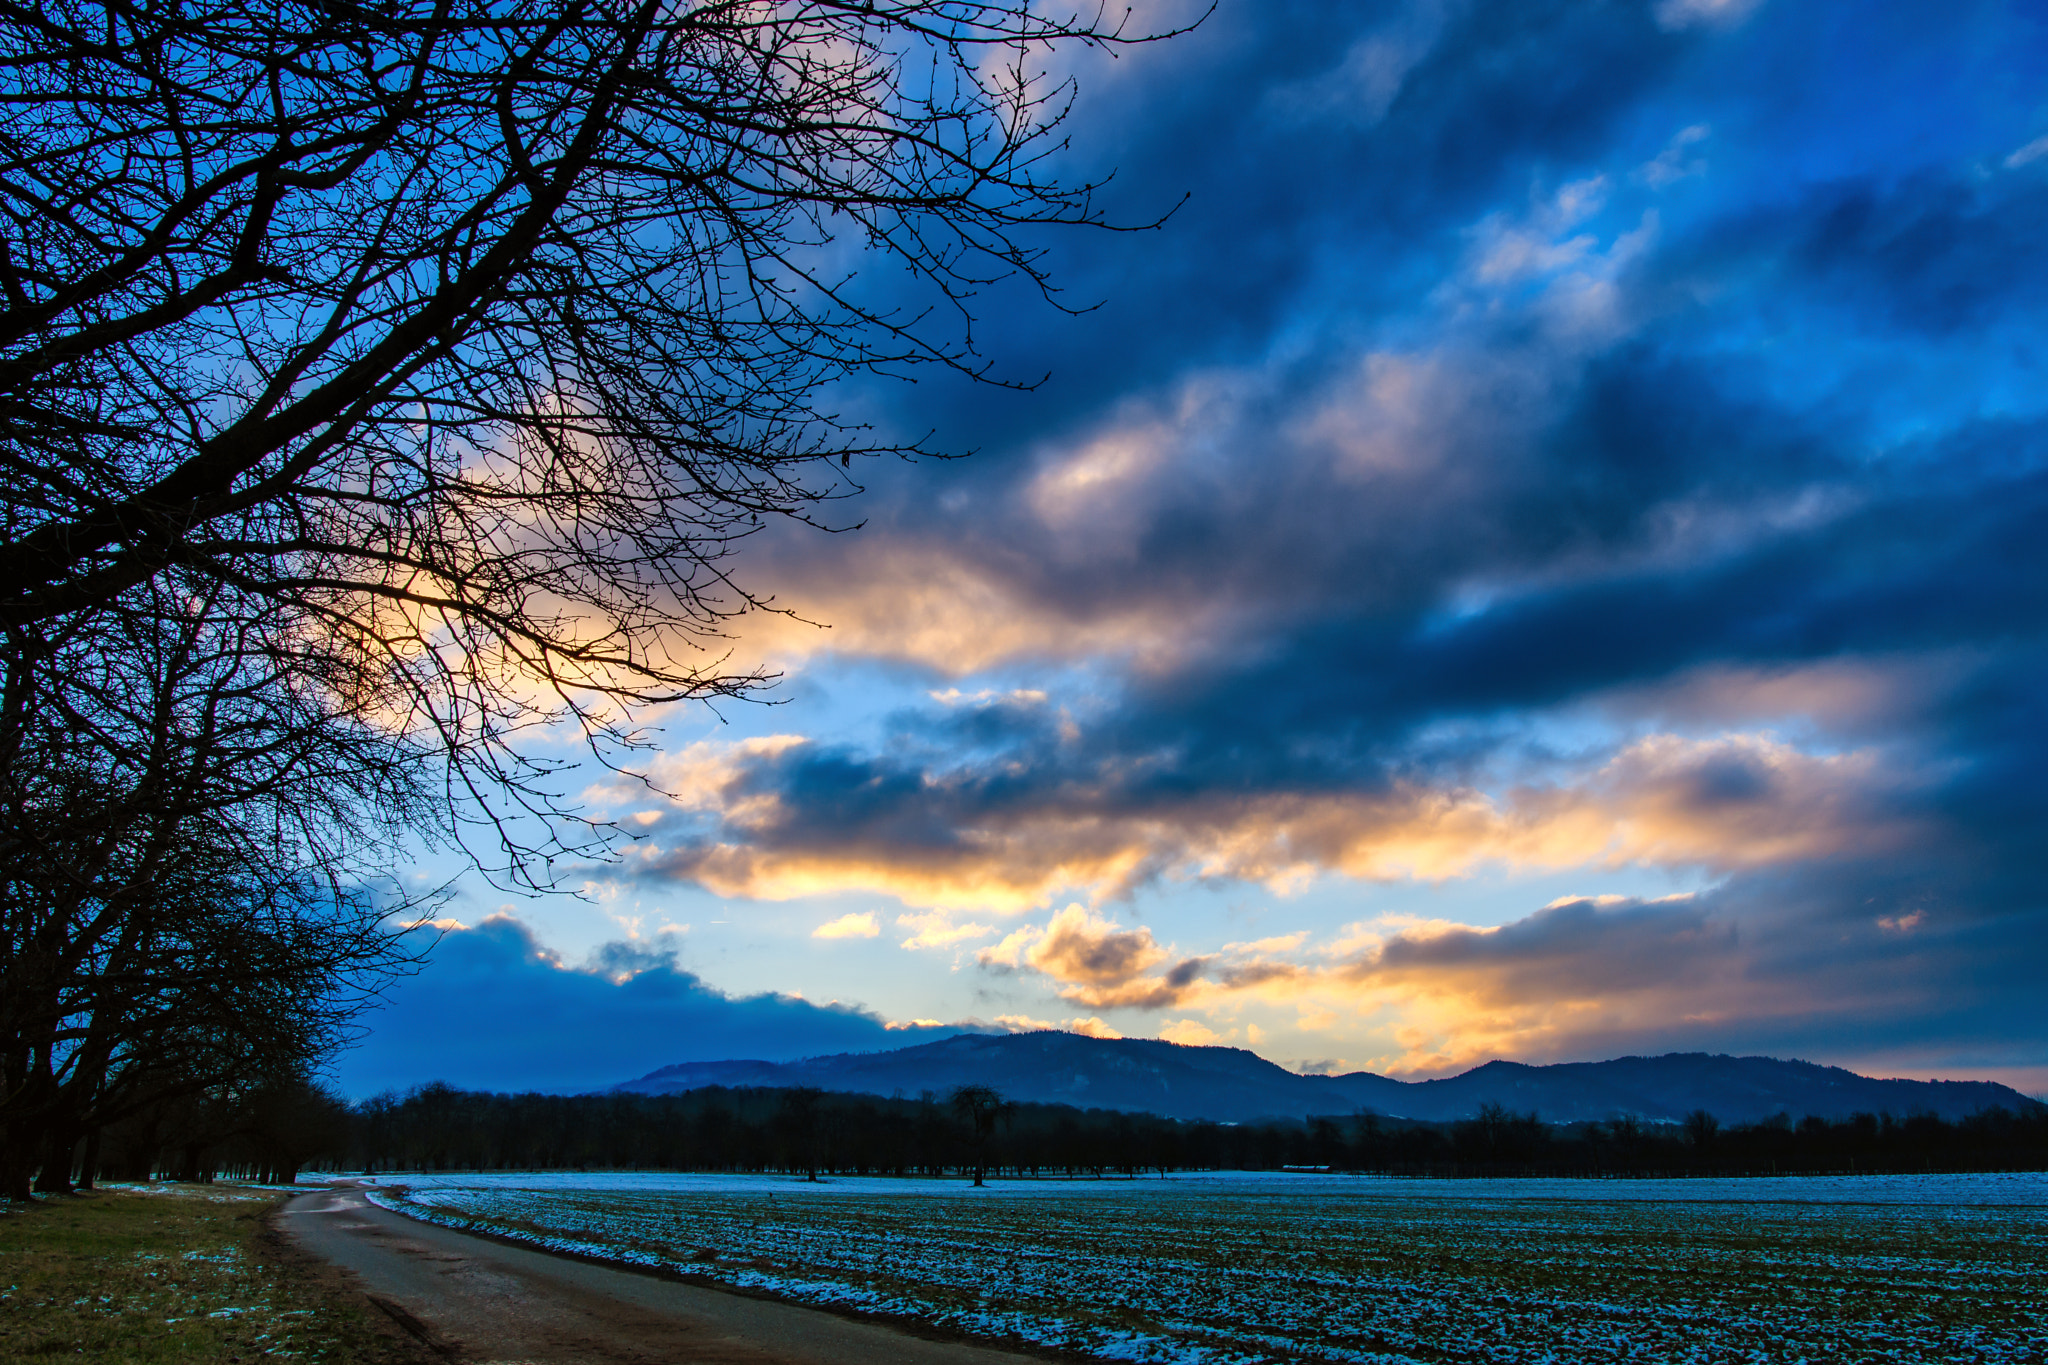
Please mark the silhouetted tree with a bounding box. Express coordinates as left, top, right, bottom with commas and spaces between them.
0, 568, 426, 1199
0, 0, 1192, 879
950, 1083, 1011, 1186
776, 1086, 825, 1181
5, 811, 411, 1197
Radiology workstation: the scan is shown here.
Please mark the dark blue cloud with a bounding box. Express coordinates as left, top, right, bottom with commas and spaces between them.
333, 917, 959, 1097
1463, 841, 2008, 1058
834, 0, 1704, 460
850, 0, 2035, 460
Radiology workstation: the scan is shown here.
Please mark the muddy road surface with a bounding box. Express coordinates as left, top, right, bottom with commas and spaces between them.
280, 1182, 1052, 1365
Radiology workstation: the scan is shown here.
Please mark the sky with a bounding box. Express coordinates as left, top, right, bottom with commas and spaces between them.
338, 0, 2048, 1098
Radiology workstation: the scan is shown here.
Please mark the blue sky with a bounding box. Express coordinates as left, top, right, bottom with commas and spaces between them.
337, 0, 2048, 1098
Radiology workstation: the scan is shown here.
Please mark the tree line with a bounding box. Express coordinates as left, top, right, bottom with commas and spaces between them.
1336, 1101, 2048, 1178
84, 1083, 2041, 1186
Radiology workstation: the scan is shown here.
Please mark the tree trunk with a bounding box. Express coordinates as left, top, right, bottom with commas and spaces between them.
32, 1122, 80, 1195
0, 1137, 34, 1202
75, 1128, 101, 1190
3, 1050, 50, 1199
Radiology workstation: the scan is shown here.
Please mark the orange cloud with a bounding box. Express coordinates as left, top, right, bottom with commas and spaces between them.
978, 904, 1313, 1011
620, 731, 1912, 915
994, 1012, 1124, 1039
1158, 1018, 1228, 1046
727, 538, 1220, 678
979, 905, 1202, 1008
965, 893, 1830, 1078
1272, 894, 1856, 1077
811, 912, 879, 940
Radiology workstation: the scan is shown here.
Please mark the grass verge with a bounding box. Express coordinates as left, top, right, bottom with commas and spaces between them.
0, 1184, 435, 1364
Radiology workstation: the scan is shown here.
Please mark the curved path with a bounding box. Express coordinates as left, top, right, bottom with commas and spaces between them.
280, 1182, 1050, 1365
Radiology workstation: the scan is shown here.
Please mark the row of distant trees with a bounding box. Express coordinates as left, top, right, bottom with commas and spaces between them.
54, 1074, 353, 1189
1338, 1102, 2047, 1177
125, 1083, 2043, 1184
0, 1, 1172, 1200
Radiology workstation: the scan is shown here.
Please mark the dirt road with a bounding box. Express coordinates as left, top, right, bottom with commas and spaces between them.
279, 1183, 1051, 1365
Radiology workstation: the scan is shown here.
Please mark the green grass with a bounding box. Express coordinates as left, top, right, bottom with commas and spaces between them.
0, 1185, 425, 1364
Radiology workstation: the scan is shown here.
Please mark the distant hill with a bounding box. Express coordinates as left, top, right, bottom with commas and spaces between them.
614, 1032, 2037, 1126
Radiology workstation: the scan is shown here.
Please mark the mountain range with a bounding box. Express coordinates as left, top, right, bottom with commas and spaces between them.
614, 1032, 2037, 1126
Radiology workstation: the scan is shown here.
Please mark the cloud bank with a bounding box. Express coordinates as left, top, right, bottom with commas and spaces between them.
334, 917, 961, 1096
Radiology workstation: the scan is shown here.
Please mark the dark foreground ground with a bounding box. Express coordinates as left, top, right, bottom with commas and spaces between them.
281, 1181, 1050, 1364
0, 1183, 432, 1364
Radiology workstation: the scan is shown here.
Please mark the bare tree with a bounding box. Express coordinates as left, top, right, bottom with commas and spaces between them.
0, 574, 427, 1198
0, 0, 1189, 874
775, 1084, 825, 1180
950, 1082, 1009, 1185
1, 781, 419, 1197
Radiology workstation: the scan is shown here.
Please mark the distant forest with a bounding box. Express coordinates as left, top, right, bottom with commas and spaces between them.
286, 1084, 2048, 1182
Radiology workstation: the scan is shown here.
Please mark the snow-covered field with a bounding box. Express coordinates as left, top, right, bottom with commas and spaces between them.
361, 1170, 2048, 1363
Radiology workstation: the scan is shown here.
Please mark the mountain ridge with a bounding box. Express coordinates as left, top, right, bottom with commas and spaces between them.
613, 1031, 2038, 1125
